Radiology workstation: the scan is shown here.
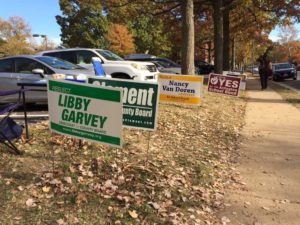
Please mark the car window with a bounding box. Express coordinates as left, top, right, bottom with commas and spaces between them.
15, 58, 50, 74
96, 50, 124, 61
275, 64, 293, 70
154, 60, 169, 67
158, 59, 179, 67
54, 51, 77, 64
36, 56, 86, 70
43, 52, 61, 58
76, 50, 98, 64
152, 61, 164, 67
0, 59, 14, 72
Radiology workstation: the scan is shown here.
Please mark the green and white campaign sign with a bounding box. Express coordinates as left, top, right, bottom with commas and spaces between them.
88, 77, 159, 131
47, 79, 123, 147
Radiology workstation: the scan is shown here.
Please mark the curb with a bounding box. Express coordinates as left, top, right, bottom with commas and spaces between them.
0, 114, 49, 119
272, 81, 300, 93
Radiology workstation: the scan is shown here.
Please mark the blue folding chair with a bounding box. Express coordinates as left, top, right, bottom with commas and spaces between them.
0, 89, 28, 154
92, 57, 106, 76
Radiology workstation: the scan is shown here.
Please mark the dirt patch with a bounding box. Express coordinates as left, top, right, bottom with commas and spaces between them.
0, 89, 246, 225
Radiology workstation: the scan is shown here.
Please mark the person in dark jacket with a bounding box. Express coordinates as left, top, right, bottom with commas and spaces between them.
258, 56, 273, 90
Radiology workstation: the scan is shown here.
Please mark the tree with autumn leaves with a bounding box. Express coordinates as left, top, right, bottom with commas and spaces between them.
106, 24, 135, 56
0, 16, 34, 56
54, 0, 300, 73
269, 25, 300, 64
1, 1, 300, 74
0, 16, 57, 56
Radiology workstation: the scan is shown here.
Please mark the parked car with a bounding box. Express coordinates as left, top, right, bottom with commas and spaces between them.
0, 55, 95, 103
194, 60, 214, 75
272, 63, 297, 81
152, 61, 181, 74
245, 65, 259, 75
39, 48, 158, 81
125, 54, 182, 74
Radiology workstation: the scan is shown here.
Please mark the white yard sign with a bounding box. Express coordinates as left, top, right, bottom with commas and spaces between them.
47, 79, 123, 148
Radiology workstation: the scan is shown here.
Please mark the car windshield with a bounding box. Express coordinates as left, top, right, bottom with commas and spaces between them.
274, 64, 293, 70
36, 56, 86, 70
158, 58, 180, 67
154, 60, 170, 68
96, 50, 124, 61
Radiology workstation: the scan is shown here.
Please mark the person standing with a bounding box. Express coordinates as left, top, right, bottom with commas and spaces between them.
258, 56, 272, 90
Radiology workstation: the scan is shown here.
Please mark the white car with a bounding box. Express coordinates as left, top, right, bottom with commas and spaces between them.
39, 48, 158, 82
0, 55, 95, 103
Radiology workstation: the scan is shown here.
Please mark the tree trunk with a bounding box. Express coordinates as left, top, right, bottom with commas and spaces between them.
223, 6, 230, 71
208, 41, 212, 64
213, 0, 223, 74
231, 37, 235, 70
181, 0, 195, 75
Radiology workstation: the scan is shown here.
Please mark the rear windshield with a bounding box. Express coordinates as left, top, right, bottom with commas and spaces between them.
274, 64, 293, 70
36, 56, 86, 70
96, 50, 124, 61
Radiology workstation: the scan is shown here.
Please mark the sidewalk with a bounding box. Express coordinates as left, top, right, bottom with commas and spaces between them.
220, 78, 300, 225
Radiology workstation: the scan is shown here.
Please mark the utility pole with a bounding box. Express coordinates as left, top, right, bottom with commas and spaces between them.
33, 34, 48, 49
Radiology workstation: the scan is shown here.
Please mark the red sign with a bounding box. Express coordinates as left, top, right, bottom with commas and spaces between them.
208, 73, 241, 96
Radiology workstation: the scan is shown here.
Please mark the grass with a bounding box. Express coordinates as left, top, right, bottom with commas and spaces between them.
0, 88, 246, 225
269, 82, 300, 111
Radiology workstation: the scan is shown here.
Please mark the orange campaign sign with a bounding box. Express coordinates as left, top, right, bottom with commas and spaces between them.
158, 74, 204, 106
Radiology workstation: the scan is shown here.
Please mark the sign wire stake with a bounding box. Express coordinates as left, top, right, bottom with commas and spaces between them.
51, 145, 55, 174
79, 139, 83, 149
146, 131, 151, 166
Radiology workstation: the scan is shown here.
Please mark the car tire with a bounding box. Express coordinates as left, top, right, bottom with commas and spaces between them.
293, 76, 297, 80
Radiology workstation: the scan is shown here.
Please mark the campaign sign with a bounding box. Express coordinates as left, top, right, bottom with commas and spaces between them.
158, 74, 204, 106
47, 79, 123, 147
88, 77, 159, 131
208, 73, 241, 96
227, 73, 246, 90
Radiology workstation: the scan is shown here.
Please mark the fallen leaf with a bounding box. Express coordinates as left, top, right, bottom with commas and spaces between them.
108, 206, 114, 213
221, 216, 230, 223
56, 218, 66, 225
17, 186, 24, 191
14, 216, 22, 220
76, 192, 87, 205
42, 186, 51, 193
25, 198, 36, 207
262, 206, 270, 211
148, 202, 160, 210
64, 177, 72, 184
128, 210, 138, 219
50, 179, 61, 185
164, 190, 171, 198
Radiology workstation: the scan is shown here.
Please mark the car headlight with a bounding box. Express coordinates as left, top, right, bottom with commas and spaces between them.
131, 63, 148, 70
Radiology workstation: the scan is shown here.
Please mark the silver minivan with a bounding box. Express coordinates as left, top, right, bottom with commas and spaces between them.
0, 55, 94, 103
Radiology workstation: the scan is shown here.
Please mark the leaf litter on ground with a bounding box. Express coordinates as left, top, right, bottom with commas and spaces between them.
0, 89, 246, 224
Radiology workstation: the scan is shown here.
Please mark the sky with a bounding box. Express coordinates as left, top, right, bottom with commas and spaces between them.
0, 0, 299, 45
269, 24, 300, 42
0, 0, 62, 44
